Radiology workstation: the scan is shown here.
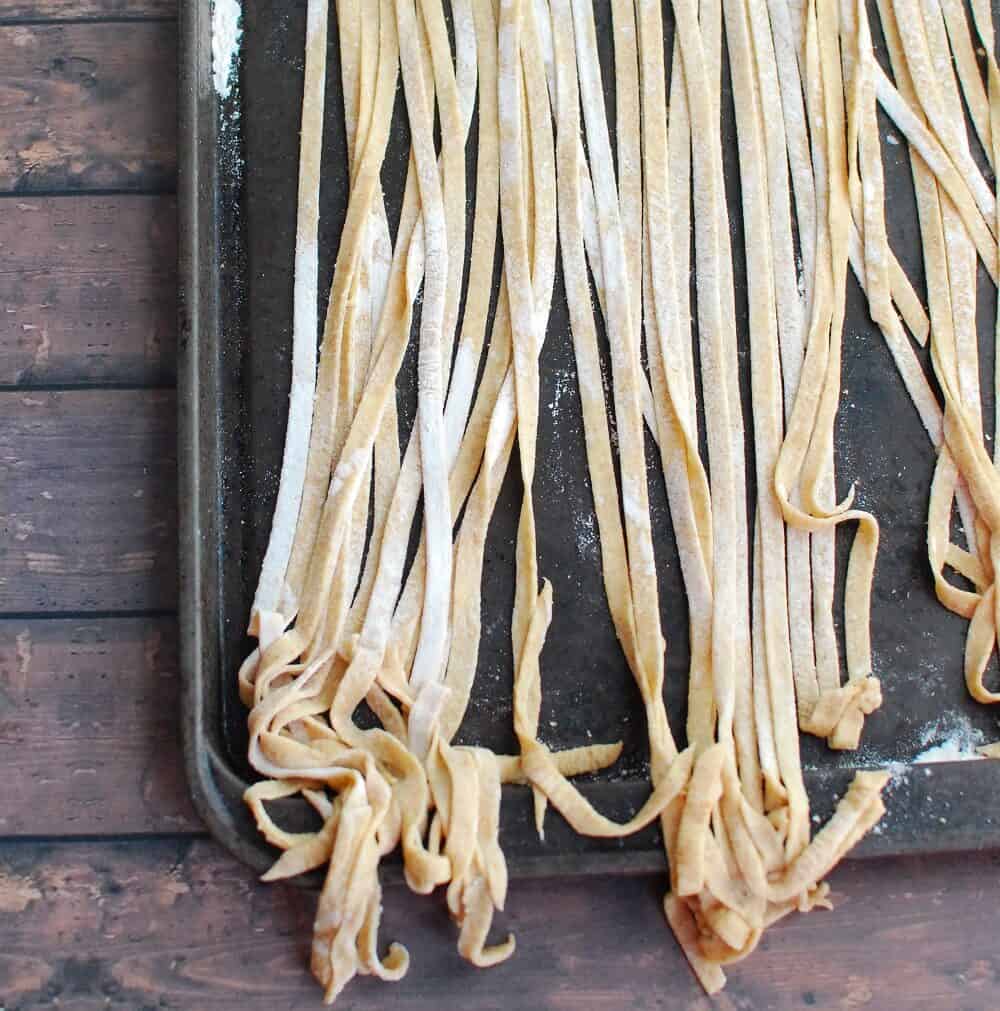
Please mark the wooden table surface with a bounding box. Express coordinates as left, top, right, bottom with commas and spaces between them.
1, 3, 999, 1009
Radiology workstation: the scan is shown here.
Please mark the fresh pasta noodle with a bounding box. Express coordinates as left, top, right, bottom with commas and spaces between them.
248, 0, 327, 649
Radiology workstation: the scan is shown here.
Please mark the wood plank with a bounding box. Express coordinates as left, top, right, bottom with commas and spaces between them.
0, 195, 176, 385
0, 840, 998, 1009
0, 617, 197, 834
0, 23, 176, 193
0, 0, 173, 20
0, 389, 176, 611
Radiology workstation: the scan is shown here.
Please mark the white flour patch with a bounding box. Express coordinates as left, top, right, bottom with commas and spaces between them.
914, 741, 984, 764
212, 0, 243, 99
881, 760, 910, 790
913, 713, 985, 764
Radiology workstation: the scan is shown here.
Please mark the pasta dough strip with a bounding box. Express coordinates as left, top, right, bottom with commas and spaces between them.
750, 0, 818, 726
249, 0, 328, 646
249, 1, 452, 906
938, 0, 993, 171
512, 0, 690, 842
893, 0, 995, 220
879, 2, 1000, 700
364, 30, 487, 699
917, 0, 985, 445
507, 0, 659, 837
804, 2, 846, 704
638, 0, 714, 756
834, 0, 930, 350
725, 0, 808, 853
922, 0, 989, 585
876, 0, 984, 599
279, 0, 409, 622
699, 0, 758, 788
243, 0, 409, 709
612, 0, 643, 349
402, 0, 457, 704
667, 38, 699, 440
547, 0, 642, 685
874, 67, 998, 279
322, 0, 383, 663
879, 1, 990, 609
774, 1, 880, 691
671, 0, 741, 773
325, 0, 474, 734
569, 0, 667, 722
500, 0, 560, 836
387, 0, 507, 691
968, 0, 1000, 467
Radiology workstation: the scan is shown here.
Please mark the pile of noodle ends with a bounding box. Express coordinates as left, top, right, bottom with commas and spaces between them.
222, 0, 1000, 1002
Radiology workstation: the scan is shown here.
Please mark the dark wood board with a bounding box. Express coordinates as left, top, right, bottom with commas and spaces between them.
0, 389, 177, 612
1, 838, 1000, 1011
0, 22, 176, 192
0, 195, 176, 386
0, 0, 173, 20
181, 0, 1000, 875
0, 617, 197, 835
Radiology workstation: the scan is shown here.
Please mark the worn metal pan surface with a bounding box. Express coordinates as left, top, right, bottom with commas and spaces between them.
178, 0, 1000, 879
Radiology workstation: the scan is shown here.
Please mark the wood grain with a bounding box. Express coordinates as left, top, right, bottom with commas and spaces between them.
0, 840, 997, 1010
0, 390, 176, 611
0, 617, 197, 835
0, 196, 176, 385
0, 0, 173, 20
0, 23, 176, 193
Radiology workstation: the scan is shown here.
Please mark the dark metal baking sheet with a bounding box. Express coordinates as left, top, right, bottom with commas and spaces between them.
179, 0, 1000, 880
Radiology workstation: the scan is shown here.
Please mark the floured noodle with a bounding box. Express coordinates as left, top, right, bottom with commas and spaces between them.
728, 0, 805, 844
639, 0, 714, 763
747, 0, 814, 728
249, 0, 327, 648
967, 1, 1000, 466
497, 0, 557, 831
701, 0, 760, 798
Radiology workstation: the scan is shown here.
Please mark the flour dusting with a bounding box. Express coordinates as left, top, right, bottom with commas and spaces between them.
212, 0, 243, 99
913, 713, 985, 765
881, 760, 910, 790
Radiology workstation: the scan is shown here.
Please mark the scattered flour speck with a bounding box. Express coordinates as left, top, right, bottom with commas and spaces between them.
574, 509, 598, 562
548, 367, 572, 421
